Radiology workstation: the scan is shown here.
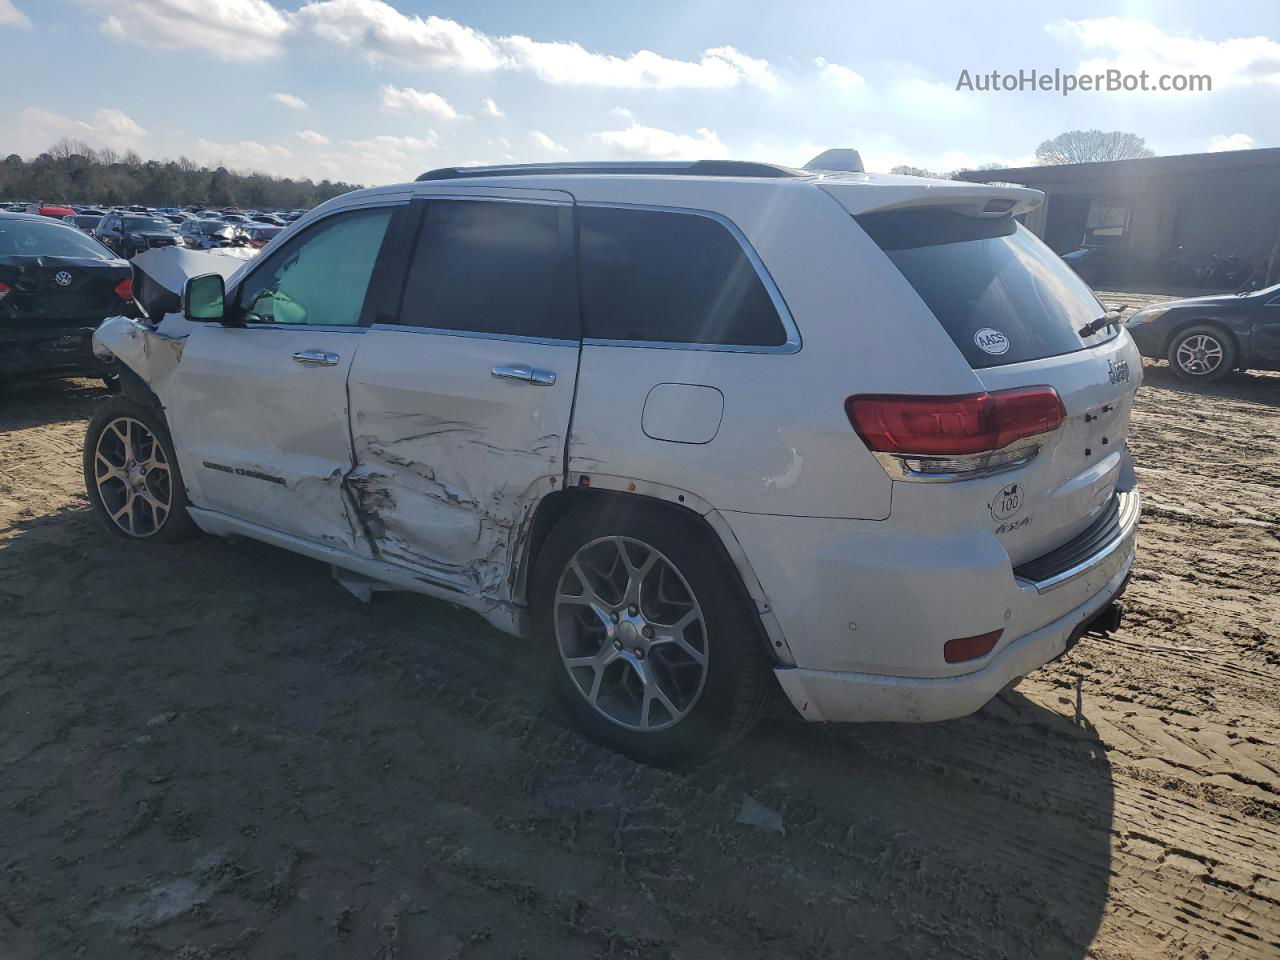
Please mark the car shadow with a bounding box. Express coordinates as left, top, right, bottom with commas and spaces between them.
1140, 361, 1280, 407
0, 376, 110, 432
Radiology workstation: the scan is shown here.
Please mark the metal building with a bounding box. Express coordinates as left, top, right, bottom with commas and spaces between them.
957, 148, 1280, 289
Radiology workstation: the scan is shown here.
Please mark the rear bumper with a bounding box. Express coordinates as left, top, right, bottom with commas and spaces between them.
0, 327, 108, 377
773, 549, 1132, 722
722, 486, 1140, 723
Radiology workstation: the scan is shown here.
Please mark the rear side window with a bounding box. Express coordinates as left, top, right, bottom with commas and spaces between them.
579, 206, 787, 347
857, 209, 1113, 369
397, 199, 573, 340
0, 219, 113, 260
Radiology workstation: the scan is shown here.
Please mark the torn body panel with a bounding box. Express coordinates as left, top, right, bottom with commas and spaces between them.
346, 329, 577, 603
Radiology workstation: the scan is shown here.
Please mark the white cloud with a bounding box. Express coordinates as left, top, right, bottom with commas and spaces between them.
480, 97, 504, 118
528, 130, 569, 155
814, 57, 865, 90
1207, 133, 1255, 152
610, 106, 633, 119
271, 92, 308, 110
315, 133, 439, 183
193, 138, 293, 174
92, 0, 291, 61
499, 36, 776, 89
380, 84, 460, 119
13, 106, 149, 156
296, 0, 502, 70
592, 123, 729, 160
295, 1, 777, 90
86, 0, 779, 92
0, 0, 31, 29
1048, 18, 1280, 89
296, 128, 330, 145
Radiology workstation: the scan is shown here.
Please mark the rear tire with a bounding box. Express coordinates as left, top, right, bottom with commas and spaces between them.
1167, 324, 1236, 382
531, 500, 771, 767
83, 397, 197, 543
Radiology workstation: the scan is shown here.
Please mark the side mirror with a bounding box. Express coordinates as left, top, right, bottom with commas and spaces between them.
184, 273, 226, 323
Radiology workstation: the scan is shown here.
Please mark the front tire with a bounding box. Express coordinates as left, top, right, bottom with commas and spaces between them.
532, 500, 771, 766
1168, 324, 1236, 382
83, 397, 197, 543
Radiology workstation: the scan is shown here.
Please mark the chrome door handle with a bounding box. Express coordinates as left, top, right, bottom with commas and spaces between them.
292, 350, 339, 367
492, 364, 556, 386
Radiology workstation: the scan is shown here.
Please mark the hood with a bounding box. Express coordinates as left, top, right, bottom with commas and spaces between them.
130, 246, 253, 320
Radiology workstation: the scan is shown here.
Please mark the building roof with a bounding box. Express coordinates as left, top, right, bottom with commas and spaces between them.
955, 147, 1280, 187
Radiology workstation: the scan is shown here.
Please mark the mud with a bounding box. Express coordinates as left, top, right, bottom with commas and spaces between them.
0, 364, 1277, 959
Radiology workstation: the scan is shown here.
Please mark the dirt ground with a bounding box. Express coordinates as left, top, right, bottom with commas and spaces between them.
0, 359, 1277, 959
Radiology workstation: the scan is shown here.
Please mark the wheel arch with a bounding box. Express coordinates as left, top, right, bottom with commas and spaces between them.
513, 478, 795, 665
1163, 317, 1243, 361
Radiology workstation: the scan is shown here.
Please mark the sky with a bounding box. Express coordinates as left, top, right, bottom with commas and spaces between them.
0, 0, 1277, 185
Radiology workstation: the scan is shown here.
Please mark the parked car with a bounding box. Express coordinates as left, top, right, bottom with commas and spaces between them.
0, 211, 134, 386
28, 203, 77, 220
95, 213, 182, 257
242, 224, 284, 249
178, 219, 250, 250
249, 213, 285, 226
86, 160, 1141, 764
1124, 284, 1280, 381
63, 214, 103, 235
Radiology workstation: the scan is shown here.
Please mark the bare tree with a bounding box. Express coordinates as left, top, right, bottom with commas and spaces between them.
890, 164, 941, 178
1035, 130, 1155, 165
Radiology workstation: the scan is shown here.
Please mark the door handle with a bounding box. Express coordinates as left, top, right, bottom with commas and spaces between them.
292, 350, 340, 367
492, 364, 556, 386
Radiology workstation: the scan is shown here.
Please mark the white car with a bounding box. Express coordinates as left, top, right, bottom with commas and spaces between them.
86, 159, 1141, 764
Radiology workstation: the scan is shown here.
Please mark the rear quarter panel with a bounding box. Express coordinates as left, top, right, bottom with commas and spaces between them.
566, 179, 981, 520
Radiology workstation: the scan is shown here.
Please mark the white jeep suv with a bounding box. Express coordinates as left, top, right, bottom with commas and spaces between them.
86, 160, 1141, 764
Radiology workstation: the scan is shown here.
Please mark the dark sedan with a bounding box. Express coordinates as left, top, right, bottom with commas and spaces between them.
1125, 284, 1280, 381
0, 212, 135, 385
94, 212, 182, 258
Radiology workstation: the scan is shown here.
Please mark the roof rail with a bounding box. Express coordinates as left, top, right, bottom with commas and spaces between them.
415, 160, 802, 182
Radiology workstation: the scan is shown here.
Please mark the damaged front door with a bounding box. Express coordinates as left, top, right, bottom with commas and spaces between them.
165, 203, 401, 553
346, 192, 579, 597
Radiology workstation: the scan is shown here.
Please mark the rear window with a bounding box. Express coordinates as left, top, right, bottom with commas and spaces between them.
0, 219, 114, 260
579, 206, 788, 347
856, 209, 1113, 368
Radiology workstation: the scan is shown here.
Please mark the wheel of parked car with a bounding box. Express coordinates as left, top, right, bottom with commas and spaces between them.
82, 397, 197, 543
532, 499, 771, 766
1167, 324, 1237, 382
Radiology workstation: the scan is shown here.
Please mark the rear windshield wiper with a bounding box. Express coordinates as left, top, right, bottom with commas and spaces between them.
1078, 310, 1123, 338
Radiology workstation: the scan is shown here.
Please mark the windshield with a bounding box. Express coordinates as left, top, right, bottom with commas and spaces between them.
197, 222, 233, 235
0, 219, 114, 259
124, 217, 171, 232
856, 209, 1114, 369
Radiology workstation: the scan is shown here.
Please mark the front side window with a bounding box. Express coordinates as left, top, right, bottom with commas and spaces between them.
235, 208, 392, 327
578, 206, 788, 347
396, 199, 572, 339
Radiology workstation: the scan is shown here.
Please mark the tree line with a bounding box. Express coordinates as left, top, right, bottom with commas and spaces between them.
892, 130, 1156, 179
0, 139, 361, 210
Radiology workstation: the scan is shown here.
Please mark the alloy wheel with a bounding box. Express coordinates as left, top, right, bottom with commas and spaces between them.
93, 416, 173, 537
554, 536, 709, 731
1175, 333, 1225, 376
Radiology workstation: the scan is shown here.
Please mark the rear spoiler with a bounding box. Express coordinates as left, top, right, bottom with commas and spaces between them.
818, 178, 1043, 219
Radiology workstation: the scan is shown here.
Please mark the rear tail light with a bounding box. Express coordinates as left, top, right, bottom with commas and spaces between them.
0, 281, 9, 301
944, 629, 1003, 663
114, 277, 134, 301
845, 386, 1065, 480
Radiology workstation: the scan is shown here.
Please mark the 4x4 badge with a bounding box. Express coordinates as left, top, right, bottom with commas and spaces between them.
991, 482, 1024, 522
